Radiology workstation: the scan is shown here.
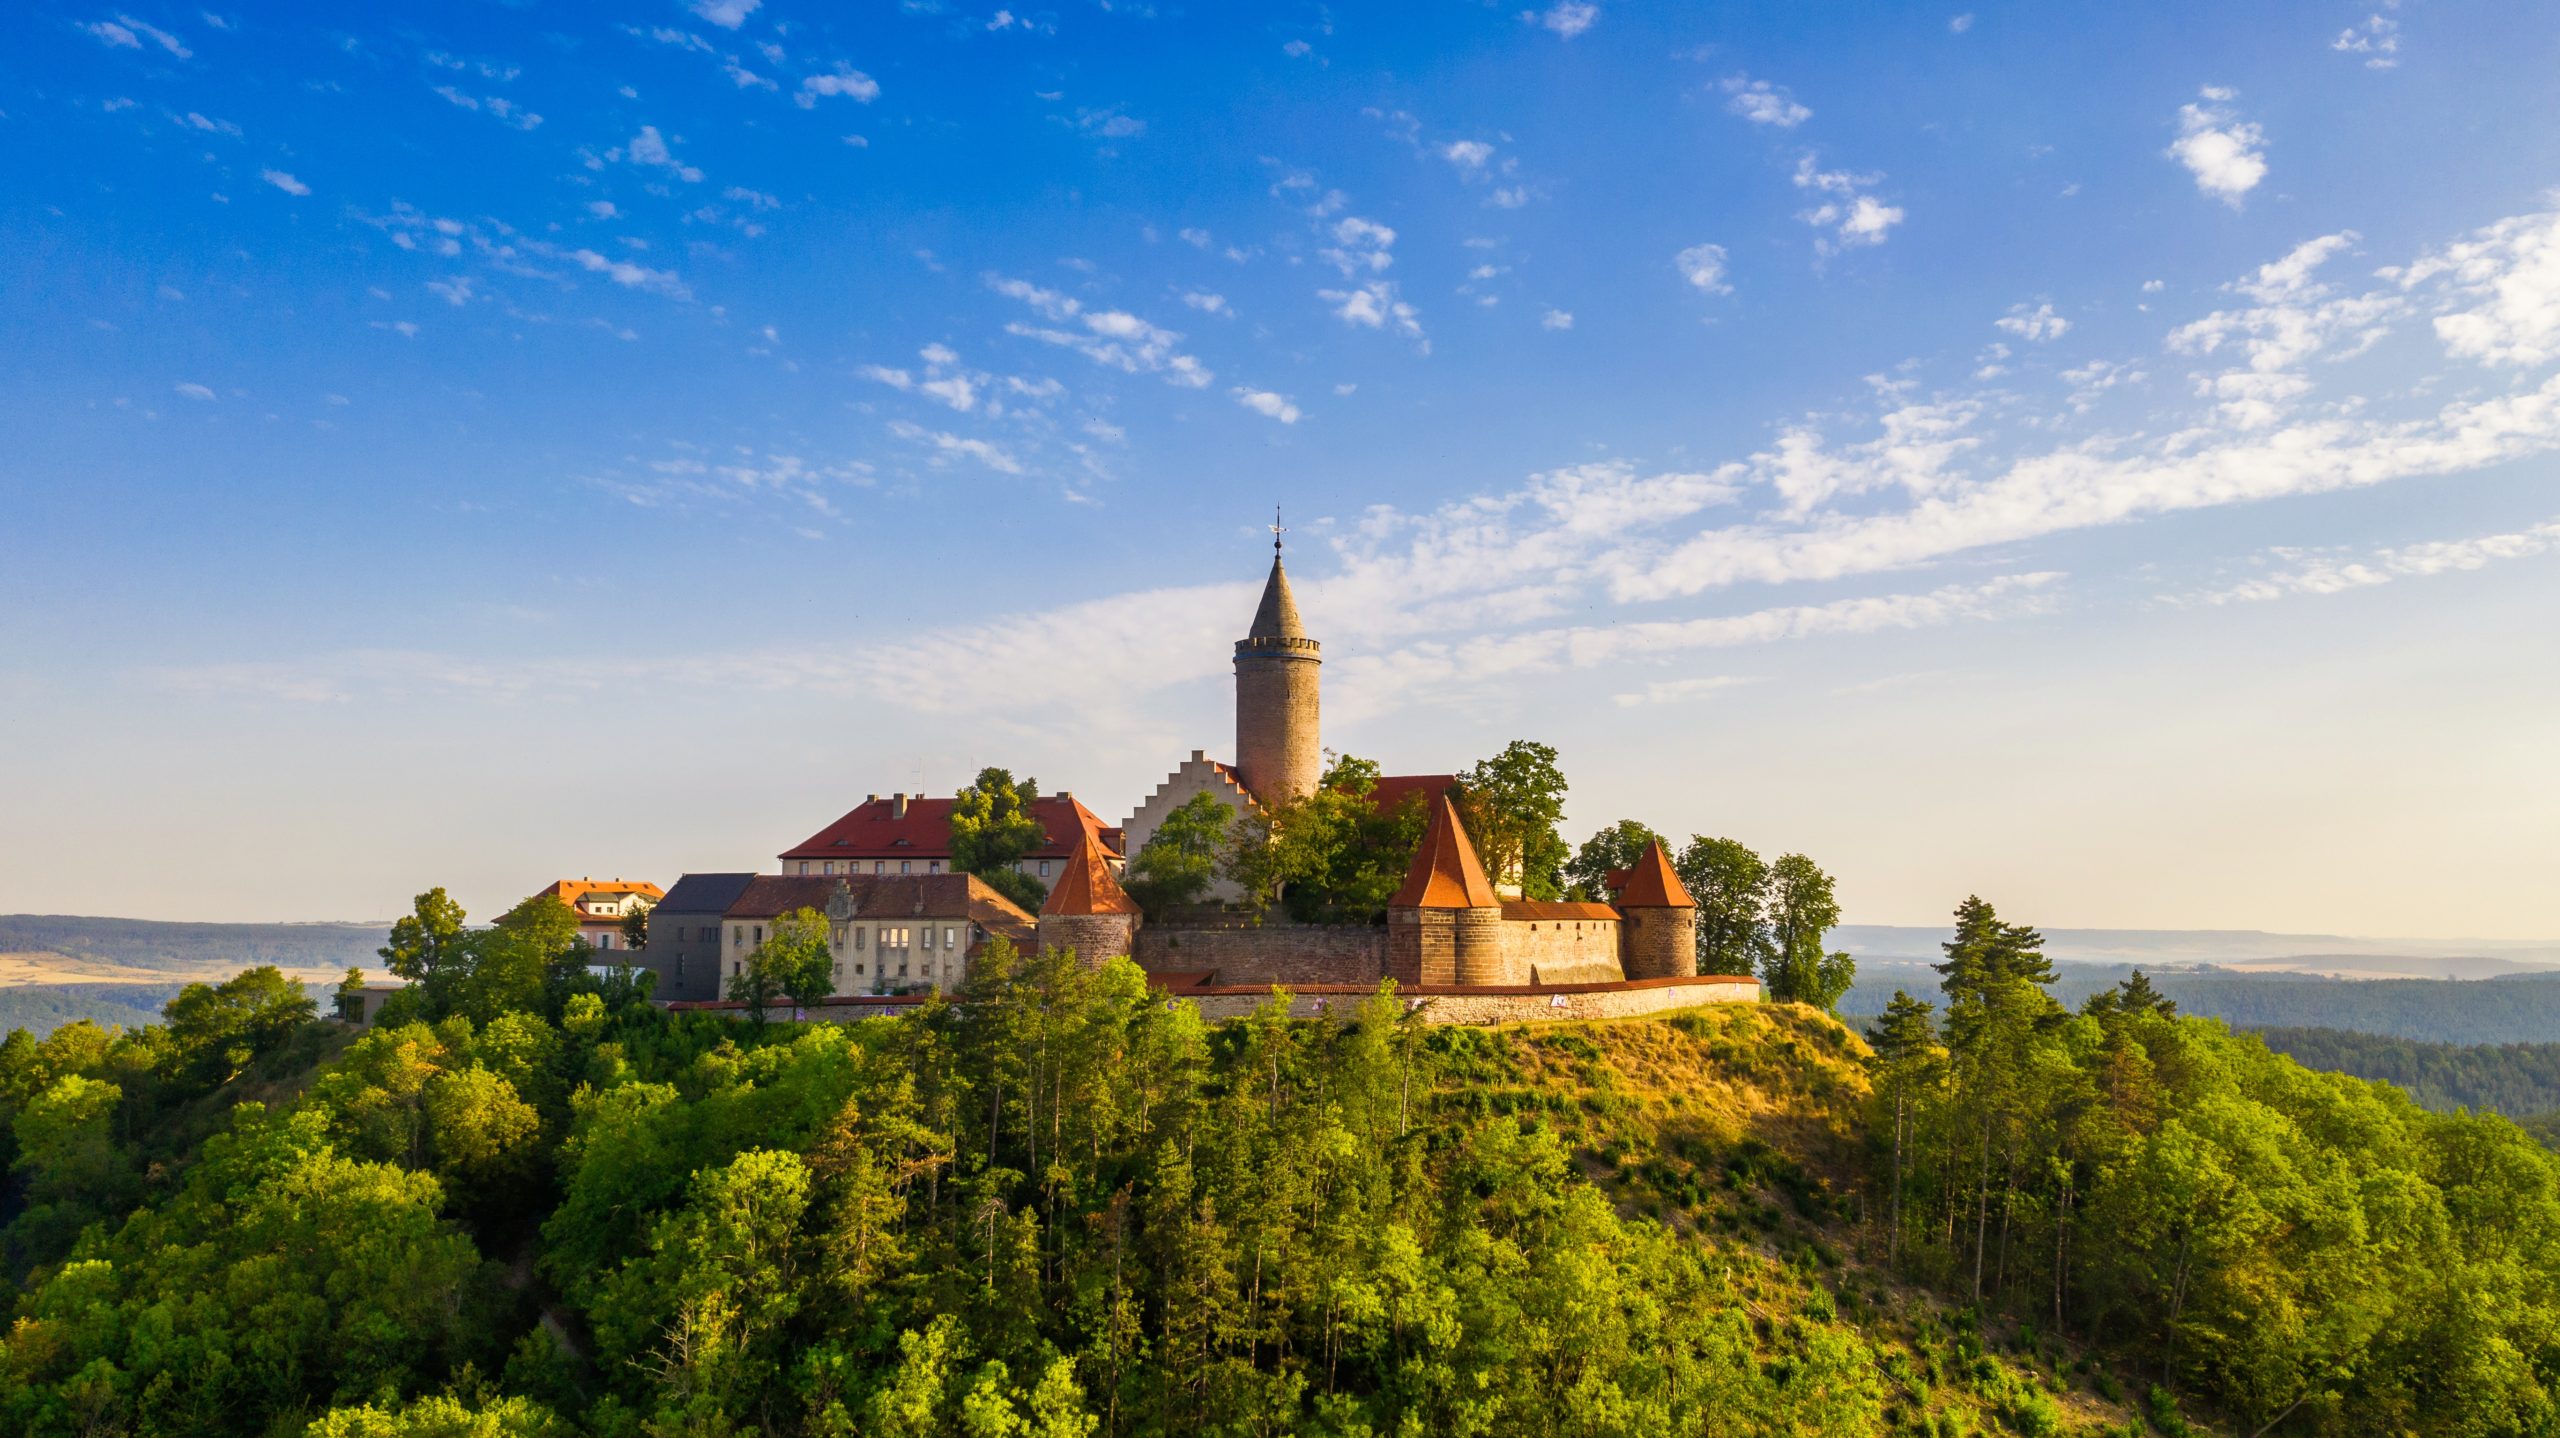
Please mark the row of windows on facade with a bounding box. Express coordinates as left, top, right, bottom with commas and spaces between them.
715, 957, 960, 981
724, 923, 964, 951
792, 858, 1053, 878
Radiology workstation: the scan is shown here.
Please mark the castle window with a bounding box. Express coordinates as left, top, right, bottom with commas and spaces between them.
901, 861, 912, 874
1039, 860, 1052, 878
875, 861, 885, 874
854, 929, 866, 950
945, 926, 957, 949
823, 861, 836, 876
928, 859, 942, 874
798, 862, 809, 875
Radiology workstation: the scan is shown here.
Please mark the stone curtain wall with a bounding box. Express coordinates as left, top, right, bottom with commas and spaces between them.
1500, 916, 1623, 985
1175, 975, 1763, 1025
1133, 921, 1388, 987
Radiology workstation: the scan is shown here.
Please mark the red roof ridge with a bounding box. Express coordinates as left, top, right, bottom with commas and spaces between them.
1389, 794, 1501, 910
1042, 826, 1142, 917
1608, 840, 1695, 908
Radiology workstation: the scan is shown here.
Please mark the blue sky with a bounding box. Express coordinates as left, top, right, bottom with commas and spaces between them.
5, 1, 2559, 936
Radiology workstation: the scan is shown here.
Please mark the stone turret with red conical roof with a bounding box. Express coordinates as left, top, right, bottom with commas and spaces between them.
1387, 794, 1512, 985
1036, 824, 1142, 969
1608, 839, 1698, 979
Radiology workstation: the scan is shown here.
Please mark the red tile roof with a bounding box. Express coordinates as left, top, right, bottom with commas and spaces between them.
1364, 773, 1457, 813
1607, 840, 1696, 908
1390, 794, 1502, 910
1501, 900, 1622, 922
1042, 827, 1142, 916
539, 878, 665, 910
780, 794, 1121, 863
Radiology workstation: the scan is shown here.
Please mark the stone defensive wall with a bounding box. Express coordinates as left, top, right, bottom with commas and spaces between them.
662, 973, 1762, 1026
1130, 918, 1388, 987
1161, 973, 1763, 1025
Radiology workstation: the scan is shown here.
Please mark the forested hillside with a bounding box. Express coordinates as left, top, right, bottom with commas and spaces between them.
3, 894, 2559, 1436
0, 915, 387, 973
1844, 960, 2560, 1046
2249, 1027, 2560, 1117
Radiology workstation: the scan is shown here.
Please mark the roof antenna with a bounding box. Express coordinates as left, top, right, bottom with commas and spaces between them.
1270, 504, 1286, 555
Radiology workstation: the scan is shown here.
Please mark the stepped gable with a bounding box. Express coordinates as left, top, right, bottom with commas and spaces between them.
1390, 794, 1501, 910
1043, 826, 1141, 917
1608, 840, 1696, 908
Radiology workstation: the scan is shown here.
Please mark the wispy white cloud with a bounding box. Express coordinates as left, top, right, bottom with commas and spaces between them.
565, 248, 691, 300
2192, 519, 2560, 605
986, 275, 1215, 387
2332, 14, 2400, 69
1793, 156, 1903, 251
431, 85, 542, 131
1523, 2, 1598, 39
889, 420, 1024, 474
1676, 243, 1732, 295
1996, 302, 2069, 342
86, 15, 189, 57
797, 65, 880, 107
621, 125, 704, 182
1611, 675, 1759, 709
261, 169, 310, 196
1233, 388, 1301, 423
2170, 87, 2267, 206
1722, 75, 1811, 128
1542, 308, 1574, 330
174, 382, 216, 400
692, 0, 760, 29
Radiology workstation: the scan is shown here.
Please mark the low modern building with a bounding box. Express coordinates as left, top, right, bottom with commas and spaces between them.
538, 877, 665, 954
643, 872, 758, 1002
776, 791, 1123, 892
699, 872, 1038, 999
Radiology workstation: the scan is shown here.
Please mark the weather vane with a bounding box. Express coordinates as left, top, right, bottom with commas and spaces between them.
1270, 505, 1286, 553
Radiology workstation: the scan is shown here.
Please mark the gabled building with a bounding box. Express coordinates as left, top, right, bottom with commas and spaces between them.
537, 877, 664, 953
644, 872, 757, 1002
777, 791, 1122, 891
712, 872, 1037, 999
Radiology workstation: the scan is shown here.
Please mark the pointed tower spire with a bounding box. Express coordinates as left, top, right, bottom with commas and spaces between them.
1247, 516, 1305, 640
1390, 794, 1502, 910
1042, 824, 1141, 917
1610, 840, 1696, 909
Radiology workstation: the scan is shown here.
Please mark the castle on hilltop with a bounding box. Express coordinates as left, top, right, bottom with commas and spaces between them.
1029, 534, 1761, 1021
643, 531, 1763, 1023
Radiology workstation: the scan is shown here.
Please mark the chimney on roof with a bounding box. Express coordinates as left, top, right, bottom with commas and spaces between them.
1059, 790, 1072, 804
1191, 749, 1205, 762
892, 792, 909, 819
865, 794, 878, 806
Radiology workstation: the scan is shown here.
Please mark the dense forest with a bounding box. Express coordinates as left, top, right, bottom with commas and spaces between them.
2248, 1027, 2560, 1118
1843, 960, 2560, 1046
2, 881, 2558, 1436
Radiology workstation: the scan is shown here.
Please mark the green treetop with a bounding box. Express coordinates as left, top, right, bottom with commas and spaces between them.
1456, 740, 1569, 900
1762, 853, 1854, 1011
1124, 790, 1232, 917
949, 766, 1052, 913
1564, 819, 1669, 902
1677, 836, 1772, 977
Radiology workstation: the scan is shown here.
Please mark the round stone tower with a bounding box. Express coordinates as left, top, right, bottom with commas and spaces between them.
1611, 839, 1699, 980
1233, 536, 1321, 811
